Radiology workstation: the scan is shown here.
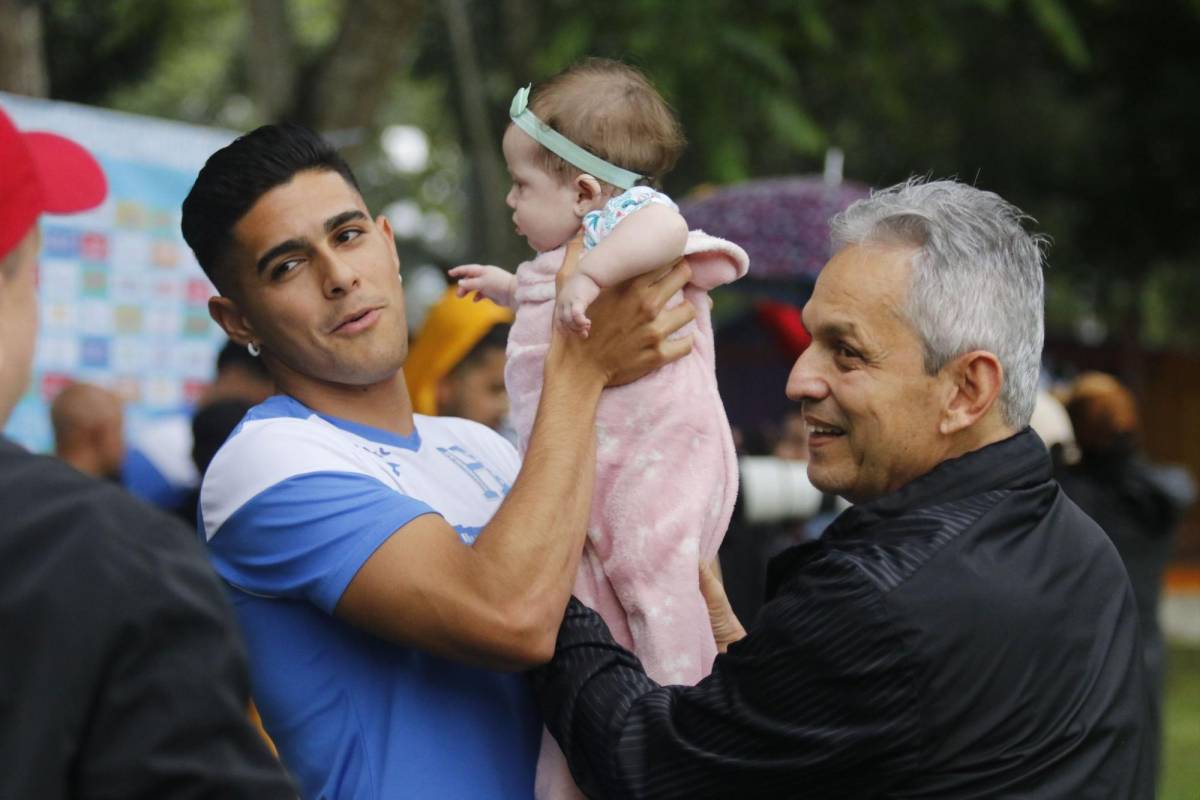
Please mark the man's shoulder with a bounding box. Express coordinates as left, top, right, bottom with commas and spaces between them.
205, 397, 371, 490
814, 490, 1008, 596
200, 402, 387, 542
759, 542, 918, 668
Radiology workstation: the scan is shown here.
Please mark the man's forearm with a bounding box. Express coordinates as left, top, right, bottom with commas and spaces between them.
472, 348, 603, 652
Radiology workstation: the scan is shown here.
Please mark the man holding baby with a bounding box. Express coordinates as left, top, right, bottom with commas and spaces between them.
533, 178, 1149, 798
185, 76, 1145, 800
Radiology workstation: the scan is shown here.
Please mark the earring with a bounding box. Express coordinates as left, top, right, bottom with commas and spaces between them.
247, 341, 261, 357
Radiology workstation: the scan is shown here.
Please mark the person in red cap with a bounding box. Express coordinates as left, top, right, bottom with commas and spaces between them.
0, 106, 295, 797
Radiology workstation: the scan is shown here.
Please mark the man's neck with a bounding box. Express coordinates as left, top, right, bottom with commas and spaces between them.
57, 446, 108, 479
943, 417, 1018, 465
279, 371, 416, 437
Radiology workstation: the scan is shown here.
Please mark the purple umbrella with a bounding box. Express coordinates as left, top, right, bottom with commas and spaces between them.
680, 176, 870, 281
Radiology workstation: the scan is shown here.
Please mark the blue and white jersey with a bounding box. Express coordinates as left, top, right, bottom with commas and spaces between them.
200, 395, 539, 800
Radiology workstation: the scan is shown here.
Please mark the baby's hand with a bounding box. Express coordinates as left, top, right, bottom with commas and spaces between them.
556, 271, 602, 337
449, 264, 517, 308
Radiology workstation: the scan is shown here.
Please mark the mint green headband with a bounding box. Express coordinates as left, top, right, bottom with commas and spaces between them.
509, 84, 644, 190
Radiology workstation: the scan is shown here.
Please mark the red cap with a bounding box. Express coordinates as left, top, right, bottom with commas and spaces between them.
0, 104, 107, 261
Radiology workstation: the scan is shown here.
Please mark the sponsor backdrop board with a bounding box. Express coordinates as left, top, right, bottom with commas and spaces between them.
1, 93, 235, 452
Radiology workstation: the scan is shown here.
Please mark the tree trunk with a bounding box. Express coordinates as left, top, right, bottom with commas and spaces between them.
244, 0, 298, 123
502, 0, 538, 87
303, 0, 424, 139
439, 0, 516, 263
0, 0, 48, 97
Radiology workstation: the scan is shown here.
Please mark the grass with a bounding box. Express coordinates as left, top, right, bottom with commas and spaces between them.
1162, 643, 1200, 800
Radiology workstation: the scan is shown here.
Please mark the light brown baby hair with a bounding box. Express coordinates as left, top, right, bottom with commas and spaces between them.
526, 58, 685, 190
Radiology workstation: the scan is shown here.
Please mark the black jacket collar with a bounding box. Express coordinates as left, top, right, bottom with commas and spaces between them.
767, 429, 1051, 595
832, 427, 1050, 528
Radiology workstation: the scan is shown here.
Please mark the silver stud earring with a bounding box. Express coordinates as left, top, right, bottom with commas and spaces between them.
247, 341, 261, 357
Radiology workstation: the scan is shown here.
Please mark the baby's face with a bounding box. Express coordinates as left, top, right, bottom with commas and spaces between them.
502, 125, 582, 253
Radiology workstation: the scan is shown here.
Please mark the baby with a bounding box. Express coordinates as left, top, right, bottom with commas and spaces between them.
449, 59, 747, 800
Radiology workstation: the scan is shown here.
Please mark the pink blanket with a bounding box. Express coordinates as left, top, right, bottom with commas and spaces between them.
505, 232, 748, 799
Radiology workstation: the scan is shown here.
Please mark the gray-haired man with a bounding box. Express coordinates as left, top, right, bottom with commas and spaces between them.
534, 178, 1148, 798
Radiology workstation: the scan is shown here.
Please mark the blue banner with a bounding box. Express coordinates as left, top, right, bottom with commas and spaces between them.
1, 93, 236, 452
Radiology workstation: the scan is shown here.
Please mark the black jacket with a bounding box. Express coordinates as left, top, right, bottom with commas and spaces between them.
1056, 451, 1191, 641
533, 429, 1148, 798
0, 437, 295, 799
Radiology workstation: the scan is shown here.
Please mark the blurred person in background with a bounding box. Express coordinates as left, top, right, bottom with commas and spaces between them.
1056, 371, 1197, 800
203, 336, 277, 406
403, 286, 513, 435
50, 380, 125, 481
1029, 384, 1075, 466
532, 178, 1148, 798
720, 408, 841, 622
718, 300, 844, 623
0, 105, 292, 798
178, 397, 257, 525
123, 338, 274, 515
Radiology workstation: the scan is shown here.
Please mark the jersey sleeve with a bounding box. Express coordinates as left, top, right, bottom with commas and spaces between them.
202, 422, 438, 614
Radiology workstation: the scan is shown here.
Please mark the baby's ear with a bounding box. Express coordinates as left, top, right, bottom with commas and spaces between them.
573, 174, 603, 216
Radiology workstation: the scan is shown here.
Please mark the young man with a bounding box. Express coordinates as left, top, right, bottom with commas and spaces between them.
0, 104, 293, 799
181, 123, 694, 798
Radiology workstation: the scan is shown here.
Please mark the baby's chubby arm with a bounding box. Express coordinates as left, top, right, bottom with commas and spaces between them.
449, 264, 518, 309
558, 203, 689, 335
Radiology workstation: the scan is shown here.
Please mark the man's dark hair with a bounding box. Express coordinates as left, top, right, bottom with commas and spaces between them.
181, 123, 359, 293
191, 399, 254, 476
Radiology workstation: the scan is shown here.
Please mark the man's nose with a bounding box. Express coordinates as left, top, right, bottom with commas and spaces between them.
785, 346, 828, 403
321, 250, 360, 297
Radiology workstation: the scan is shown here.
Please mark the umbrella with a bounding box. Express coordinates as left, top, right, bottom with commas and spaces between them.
680, 176, 870, 281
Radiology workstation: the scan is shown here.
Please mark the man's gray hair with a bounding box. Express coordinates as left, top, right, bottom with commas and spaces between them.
830, 178, 1047, 429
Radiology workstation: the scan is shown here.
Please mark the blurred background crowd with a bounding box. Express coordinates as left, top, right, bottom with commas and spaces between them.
2, 0, 1199, 796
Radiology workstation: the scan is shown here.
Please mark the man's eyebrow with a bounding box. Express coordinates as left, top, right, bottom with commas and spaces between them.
254, 210, 368, 275
256, 237, 308, 276
821, 320, 860, 338
802, 313, 860, 340
325, 209, 367, 233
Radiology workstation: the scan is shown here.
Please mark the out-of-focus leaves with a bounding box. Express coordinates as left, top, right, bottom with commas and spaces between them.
719, 27, 798, 87
1024, 0, 1091, 68
533, 16, 589, 76
42, 0, 181, 103
26, 0, 1200, 348
762, 97, 824, 156
795, 2, 834, 51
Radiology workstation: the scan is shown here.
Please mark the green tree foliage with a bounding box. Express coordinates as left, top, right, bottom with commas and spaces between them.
22, 0, 1200, 348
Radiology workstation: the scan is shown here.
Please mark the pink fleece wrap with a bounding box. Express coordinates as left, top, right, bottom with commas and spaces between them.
504, 232, 749, 799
